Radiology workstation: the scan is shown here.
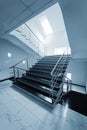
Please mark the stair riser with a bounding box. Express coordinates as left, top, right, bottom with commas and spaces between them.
35, 63, 68, 66
38, 61, 58, 64
27, 70, 66, 76
26, 72, 51, 80
26, 73, 63, 83
29, 70, 50, 74
17, 80, 57, 98
33, 65, 54, 68
30, 66, 67, 71
23, 76, 60, 91
31, 67, 53, 71
14, 54, 70, 106
39, 59, 59, 62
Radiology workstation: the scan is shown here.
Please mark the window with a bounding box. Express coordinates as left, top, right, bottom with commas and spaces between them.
66, 73, 71, 80
54, 47, 71, 55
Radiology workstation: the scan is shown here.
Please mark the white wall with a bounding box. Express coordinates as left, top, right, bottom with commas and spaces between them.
4, 34, 40, 57
58, 0, 87, 59
26, 3, 69, 56
67, 59, 87, 86
0, 37, 38, 70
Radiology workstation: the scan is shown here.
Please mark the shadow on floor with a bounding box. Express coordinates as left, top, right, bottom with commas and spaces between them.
63, 91, 87, 116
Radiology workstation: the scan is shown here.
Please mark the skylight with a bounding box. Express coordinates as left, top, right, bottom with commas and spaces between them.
40, 16, 53, 35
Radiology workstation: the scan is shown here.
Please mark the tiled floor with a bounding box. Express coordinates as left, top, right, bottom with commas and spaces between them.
0, 82, 87, 130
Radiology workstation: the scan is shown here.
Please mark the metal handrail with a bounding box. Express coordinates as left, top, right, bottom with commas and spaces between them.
9, 56, 28, 68
50, 55, 66, 97
61, 73, 72, 92
50, 48, 70, 103
9, 52, 41, 69
58, 73, 72, 82
13, 66, 27, 71
51, 49, 67, 76
51, 55, 64, 75
12, 66, 27, 81
9, 54, 40, 80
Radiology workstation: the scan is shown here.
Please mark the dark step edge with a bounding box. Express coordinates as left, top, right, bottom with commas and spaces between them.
23, 76, 60, 90
13, 84, 53, 107
26, 72, 51, 79
28, 70, 51, 74
17, 78, 57, 96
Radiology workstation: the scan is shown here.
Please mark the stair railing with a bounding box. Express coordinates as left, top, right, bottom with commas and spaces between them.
52, 73, 72, 107
50, 48, 70, 103
14, 23, 47, 57
12, 67, 27, 82
59, 73, 72, 93
9, 54, 38, 81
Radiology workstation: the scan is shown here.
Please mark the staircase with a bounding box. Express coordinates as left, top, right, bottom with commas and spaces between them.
13, 55, 70, 107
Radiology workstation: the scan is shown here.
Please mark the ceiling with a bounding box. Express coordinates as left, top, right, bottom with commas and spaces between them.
23, 3, 70, 55
0, 0, 57, 37
0, 0, 87, 59
9, 3, 70, 55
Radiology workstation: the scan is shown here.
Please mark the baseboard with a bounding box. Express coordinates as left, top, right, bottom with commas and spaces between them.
0, 76, 14, 82
64, 81, 85, 87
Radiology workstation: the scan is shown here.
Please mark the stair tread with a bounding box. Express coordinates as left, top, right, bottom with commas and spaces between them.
23, 75, 61, 90
30, 66, 66, 71
24, 75, 50, 85
26, 72, 51, 79
17, 78, 58, 96
35, 62, 68, 66
38, 60, 58, 64
31, 67, 53, 71
15, 83, 53, 105
14, 54, 70, 106
29, 69, 51, 74
27, 69, 66, 76
26, 73, 63, 84
34, 65, 54, 68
